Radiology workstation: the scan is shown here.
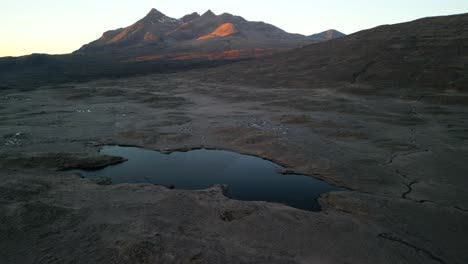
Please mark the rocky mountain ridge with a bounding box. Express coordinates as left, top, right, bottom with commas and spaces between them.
76, 8, 345, 61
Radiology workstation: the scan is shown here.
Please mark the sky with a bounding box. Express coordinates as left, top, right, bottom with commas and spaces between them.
1, 0, 467, 57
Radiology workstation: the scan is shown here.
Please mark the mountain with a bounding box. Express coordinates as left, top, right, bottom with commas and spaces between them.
197, 23, 238, 40
308, 29, 346, 42
75, 9, 342, 61
0, 8, 346, 88
196, 13, 468, 91
180, 12, 200, 23
79, 9, 182, 52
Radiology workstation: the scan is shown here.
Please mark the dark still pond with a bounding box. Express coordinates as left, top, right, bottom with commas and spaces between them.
77, 146, 342, 211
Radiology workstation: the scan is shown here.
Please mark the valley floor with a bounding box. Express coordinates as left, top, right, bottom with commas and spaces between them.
1, 73, 468, 263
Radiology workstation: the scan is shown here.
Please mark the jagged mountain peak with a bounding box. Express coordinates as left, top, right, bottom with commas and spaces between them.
143, 8, 167, 20
77, 8, 344, 61
181, 12, 200, 23
141, 8, 180, 25
149, 8, 163, 15
202, 10, 217, 18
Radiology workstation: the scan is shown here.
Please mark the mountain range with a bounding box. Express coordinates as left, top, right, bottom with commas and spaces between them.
1, 10, 466, 92
75, 9, 345, 61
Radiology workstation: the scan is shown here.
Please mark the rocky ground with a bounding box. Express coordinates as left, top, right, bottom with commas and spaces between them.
1, 73, 468, 263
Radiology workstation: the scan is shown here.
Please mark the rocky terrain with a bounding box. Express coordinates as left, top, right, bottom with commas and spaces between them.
1, 11, 468, 264
1, 68, 468, 264
76, 8, 343, 61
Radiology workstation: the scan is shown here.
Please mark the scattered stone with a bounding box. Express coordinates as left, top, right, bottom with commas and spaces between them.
91, 177, 113, 186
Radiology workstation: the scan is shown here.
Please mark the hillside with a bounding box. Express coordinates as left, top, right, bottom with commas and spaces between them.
198, 13, 468, 90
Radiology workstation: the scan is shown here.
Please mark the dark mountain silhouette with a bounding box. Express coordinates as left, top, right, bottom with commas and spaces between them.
308, 29, 346, 42
0, 8, 347, 88
197, 13, 468, 91
75, 9, 342, 61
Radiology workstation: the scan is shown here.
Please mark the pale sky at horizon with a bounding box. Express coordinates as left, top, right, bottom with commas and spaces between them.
1, 0, 467, 57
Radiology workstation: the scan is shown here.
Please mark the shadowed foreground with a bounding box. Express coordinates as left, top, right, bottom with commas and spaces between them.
1, 73, 467, 263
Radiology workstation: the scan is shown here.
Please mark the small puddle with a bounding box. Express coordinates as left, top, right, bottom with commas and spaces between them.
76, 146, 342, 211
